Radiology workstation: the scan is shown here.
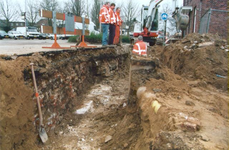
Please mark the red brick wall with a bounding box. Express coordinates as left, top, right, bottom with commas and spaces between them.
183, 0, 201, 34
183, 0, 228, 39
208, 11, 228, 39
202, 0, 227, 12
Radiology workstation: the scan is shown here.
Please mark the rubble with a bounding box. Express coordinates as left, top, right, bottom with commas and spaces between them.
0, 33, 228, 150
105, 135, 112, 143
160, 33, 228, 91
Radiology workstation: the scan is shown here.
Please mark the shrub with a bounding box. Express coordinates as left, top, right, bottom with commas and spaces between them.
85, 32, 102, 43
121, 35, 130, 43
68, 33, 102, 44
68, 35, 79, 43
68, 33, 130, 44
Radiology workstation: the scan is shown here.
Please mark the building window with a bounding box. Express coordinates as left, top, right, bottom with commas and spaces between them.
11, 23, 14, 26
16, 23, 18, 26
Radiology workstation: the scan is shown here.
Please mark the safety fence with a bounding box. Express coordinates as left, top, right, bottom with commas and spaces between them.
199, 8, 228, 39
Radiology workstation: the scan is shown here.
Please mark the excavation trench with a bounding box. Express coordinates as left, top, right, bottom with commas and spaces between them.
1, 34, 228, 150
0, 46, 145, 150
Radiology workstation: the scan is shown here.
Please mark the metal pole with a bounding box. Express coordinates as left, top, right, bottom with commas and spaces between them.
165, 20, 167, 38
163, 20, 167, 46
25, 0, 27, 38
206, 9, 212, 33
82, 17, 85, 35
174, 0, 177, 9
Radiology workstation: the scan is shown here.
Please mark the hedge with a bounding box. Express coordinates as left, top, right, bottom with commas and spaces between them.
68, 33, 130, 44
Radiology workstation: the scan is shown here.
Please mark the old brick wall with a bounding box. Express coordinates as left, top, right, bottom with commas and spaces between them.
183, 0, 228, 39
208, 11, 228, 39
23, 46, 129, 135
184, 0, 201, 34
202, 0, 227, 11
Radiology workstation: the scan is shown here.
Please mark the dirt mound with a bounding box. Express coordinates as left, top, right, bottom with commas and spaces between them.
160, 33, 228, 91
133, 68, 228, 149
134, 34, 228, 149
0, 57, 38, 150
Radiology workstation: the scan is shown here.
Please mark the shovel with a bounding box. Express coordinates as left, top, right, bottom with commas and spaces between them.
30, 63, 48, 143
127, 55, 132, 105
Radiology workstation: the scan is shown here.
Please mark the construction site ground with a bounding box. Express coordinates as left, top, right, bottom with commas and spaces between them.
0, 33, 228, 150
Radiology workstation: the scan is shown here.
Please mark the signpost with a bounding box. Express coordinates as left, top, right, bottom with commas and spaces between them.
40, 9, 94, 49
161, 13, 168, 46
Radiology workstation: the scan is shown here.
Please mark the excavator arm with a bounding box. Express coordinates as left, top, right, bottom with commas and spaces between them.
172, 6, 192, 31
145, 0, 163, 31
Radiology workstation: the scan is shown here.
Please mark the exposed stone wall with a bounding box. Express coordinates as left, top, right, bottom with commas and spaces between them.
22, 46, 129, 134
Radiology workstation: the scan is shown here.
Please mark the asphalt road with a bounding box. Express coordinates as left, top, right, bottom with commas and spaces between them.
0, 39, 78, 55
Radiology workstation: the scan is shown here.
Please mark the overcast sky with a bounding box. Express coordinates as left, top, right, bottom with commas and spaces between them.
4, 0, 183, 34
11, 0, 183, 12
7, 0, 183, 32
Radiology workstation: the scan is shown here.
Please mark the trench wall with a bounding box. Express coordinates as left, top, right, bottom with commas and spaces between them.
23, 46, 129, 135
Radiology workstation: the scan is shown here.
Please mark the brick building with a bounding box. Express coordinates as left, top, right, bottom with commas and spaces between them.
0, 20, 25, 31
183, 0, 228, 39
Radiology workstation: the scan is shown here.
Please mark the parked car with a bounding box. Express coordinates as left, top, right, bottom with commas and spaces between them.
59, 34, 74, 40
39, 33, 50, 39
8, 31, 25, 40
16, 27, 40, 39
0, 30, 9, 39
49, 34, 61, 40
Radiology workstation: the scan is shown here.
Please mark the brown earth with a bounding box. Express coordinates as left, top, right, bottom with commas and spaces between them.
0, 33, 228, 150
0, 57, 38, 150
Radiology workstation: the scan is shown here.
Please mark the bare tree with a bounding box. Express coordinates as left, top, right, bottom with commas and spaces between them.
122, 0, 139, 36
72, 0, 86, 16
90, 0, 101, 30
25, 0, 39, 26
40, 0, 59, 11
160, 4, 176, 34
85, 0, 91, 18
61, 0, 86, 16
62, 0, 73, 13
0, 0, 18, 31
40, 0, 59, 26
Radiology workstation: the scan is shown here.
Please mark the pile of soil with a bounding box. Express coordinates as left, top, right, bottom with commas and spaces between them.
0, 33, 228, 149
0, 57, 39, 150
0, 46, 130, 150
159, 33, 228, 91
133, 33, 228, 149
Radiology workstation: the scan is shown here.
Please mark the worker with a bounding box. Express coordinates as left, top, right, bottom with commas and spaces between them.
108, 3, 116, 45
113, 7, 122, 45
132, 36, 147, 56
99, 2, 110, 46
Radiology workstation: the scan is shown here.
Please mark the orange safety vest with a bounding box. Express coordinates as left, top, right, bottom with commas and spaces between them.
115, 12, 122, 26
99, 5, 110, 23
109, 8, 116, 24
132, 41, 147, 56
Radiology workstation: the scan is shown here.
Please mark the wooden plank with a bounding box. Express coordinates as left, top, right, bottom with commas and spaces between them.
41, 26, 89, 35
56, 12, 64, 20
74, 29, 90, 35
75, 16, 89, 24
85, 18, 89, 24
40, 9, 89, 24
40, 10, 52, 18
41, 26, 53, 33
75, 16, 82, 23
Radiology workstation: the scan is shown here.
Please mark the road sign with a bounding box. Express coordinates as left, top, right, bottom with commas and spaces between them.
161, 13, 168, 21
